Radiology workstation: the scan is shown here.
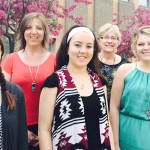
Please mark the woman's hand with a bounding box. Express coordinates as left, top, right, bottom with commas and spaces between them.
28, 130, 39, 147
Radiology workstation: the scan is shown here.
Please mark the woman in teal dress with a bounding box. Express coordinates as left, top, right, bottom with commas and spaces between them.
110, 26, 150, 150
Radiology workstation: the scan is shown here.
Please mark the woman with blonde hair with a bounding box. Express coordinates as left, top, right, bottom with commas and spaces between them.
110, 26, 150, 150
2, 12, 56, 150
98, 23, 129, 110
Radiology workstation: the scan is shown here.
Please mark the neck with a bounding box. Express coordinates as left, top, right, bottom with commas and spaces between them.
67, 65, 88, 76
138, 61, 150, 72
24, 45, 44, 55
99, 52, 116, 65
100, 52, 115, 59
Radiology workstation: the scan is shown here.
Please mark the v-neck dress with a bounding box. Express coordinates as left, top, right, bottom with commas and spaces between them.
119, 67, 150, 150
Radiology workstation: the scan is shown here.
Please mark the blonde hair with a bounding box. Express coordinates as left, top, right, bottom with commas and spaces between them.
15, 12, 50, 50
131, 26, 150, 60
98, 23, 121, 42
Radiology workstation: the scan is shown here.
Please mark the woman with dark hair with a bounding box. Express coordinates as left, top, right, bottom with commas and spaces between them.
0, 38, 28, 150
0, 39, 4, 61
38, 25, 111, 150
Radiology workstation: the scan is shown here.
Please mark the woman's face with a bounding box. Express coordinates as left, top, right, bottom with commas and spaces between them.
136, 34, 150, 61
24, 18, 44, 47
67, 31, 94, 68
98, 32, 119, 54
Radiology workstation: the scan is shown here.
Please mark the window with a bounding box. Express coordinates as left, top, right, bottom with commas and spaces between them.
139, 0, 150, 6
121, 0, 131, 2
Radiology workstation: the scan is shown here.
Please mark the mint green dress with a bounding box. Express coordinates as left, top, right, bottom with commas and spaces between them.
119, 67, 150, 150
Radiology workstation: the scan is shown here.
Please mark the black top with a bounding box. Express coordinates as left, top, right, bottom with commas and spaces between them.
100, 57, 129, 110
42, 73, 107, 150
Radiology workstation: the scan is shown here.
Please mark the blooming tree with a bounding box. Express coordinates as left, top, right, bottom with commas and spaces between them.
0, 0, 91, 53
113, 8, 150, 58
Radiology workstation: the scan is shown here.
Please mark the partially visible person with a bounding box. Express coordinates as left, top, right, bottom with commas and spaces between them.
1, 12, 56, 150
97, 23, 129, 110
110, 26, 150, 150
0, 39, 4, 62
0, 38, 28, 150
38, 25, 111, 150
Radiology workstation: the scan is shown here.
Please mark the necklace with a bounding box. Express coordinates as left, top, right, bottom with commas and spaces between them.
29, 65, 40, 92
99, 54, 116, 65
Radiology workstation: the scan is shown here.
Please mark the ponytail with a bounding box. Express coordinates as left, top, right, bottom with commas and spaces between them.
0, 68, 16, 111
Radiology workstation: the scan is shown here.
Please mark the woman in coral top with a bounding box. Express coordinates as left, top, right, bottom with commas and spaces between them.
2, 13, 56, 150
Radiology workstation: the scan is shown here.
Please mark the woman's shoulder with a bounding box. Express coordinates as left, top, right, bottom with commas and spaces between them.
116, 63, 135, 78
4, 52, 18, 59
6, 81, 24, 97
49, 52, 56, 58
42, 72, 58, 88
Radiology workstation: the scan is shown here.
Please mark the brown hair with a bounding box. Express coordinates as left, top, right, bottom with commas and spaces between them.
0, 39, 16, 111
15, 12, 50, 50
0, 39, 4, 61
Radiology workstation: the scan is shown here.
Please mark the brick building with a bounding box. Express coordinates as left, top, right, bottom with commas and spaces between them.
52, 0, 150, 52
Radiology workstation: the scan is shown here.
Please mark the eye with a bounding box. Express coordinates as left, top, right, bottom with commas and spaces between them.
87, 45, 93, 49
137, 43, 144, 46
111, 37, 117, 40
25, 26, 31, 30
37, 26, 43, 30
74, 43, 81, 47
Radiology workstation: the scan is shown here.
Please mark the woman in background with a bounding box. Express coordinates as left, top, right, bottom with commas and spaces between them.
97, 23, 129, 110
1, 12, 56, 150
0, 38, 28, 150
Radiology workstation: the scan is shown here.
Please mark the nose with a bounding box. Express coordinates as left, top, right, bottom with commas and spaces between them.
31, 27, 37, 33
143, 44, 150, 50
107, 38, 113, 42
80, 46, 87, 53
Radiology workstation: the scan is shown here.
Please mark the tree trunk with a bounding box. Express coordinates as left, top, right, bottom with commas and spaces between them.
7, 35, 15, 53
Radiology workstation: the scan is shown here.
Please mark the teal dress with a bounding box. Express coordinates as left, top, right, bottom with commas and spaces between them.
119, 67, 150, 150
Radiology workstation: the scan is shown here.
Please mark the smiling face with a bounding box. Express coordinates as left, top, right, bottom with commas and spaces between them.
67, 32, 94, 69
98, 32, 119, 54
24, 18, 44, 47
136, 34, 150, 61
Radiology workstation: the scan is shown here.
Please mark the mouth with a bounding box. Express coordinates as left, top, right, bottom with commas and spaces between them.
30, 36, 38, 39
78, 56, 87, 60
105, 45, 113, 48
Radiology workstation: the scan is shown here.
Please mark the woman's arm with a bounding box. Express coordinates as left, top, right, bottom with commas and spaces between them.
38, 87, 57, 150
110, 65, 127, 150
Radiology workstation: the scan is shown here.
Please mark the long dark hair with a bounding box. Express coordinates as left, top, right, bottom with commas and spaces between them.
0, 39, 16, 111
0, 39, 4, 61
56, 25, 104, 78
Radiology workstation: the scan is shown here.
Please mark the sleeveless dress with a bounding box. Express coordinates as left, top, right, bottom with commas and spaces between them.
119, 67, 150, 150
100, 57, 129, 110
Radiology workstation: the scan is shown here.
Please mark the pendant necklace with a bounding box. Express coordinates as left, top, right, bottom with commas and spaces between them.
29, 65, 40, 92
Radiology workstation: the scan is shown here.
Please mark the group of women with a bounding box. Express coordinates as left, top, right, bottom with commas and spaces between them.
0, 12, 150, 150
